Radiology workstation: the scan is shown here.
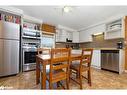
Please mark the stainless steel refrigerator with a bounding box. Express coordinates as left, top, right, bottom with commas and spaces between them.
0, 21, 20, 77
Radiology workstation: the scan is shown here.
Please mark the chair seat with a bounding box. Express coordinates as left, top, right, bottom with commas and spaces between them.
70, 62, 90, 72
47, 69, 67, 83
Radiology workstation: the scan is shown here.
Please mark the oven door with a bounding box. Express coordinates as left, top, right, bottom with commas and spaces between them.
24, 51, 37, 65
23, 50, 37, 71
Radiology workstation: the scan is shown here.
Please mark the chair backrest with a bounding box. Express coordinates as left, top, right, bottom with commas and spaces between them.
37, 48, 50, 55
80, 48, 93, 67
50, 48, 71, 79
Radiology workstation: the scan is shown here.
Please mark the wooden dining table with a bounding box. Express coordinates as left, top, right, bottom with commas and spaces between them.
36, 53, 81, 89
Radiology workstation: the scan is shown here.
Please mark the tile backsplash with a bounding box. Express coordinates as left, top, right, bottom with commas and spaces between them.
55, 34, 124, 49
80, 34, 124, 48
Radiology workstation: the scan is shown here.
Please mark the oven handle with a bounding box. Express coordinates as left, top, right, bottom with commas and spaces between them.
23, 49, 25, 65
22, 48, 37, 52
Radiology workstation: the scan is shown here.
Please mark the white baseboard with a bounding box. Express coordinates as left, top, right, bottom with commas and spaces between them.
91, 65, 101, 69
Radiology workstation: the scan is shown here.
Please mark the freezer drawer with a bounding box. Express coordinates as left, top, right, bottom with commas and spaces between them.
0, 39, 19, 77
101, 50, 119, 72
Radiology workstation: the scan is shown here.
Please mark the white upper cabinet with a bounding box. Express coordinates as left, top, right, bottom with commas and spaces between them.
79, 29, 92, 42
90, 24, 105, 35
79, 24, 105, 42
55, 25, 76, 42
104, 18, 125, 39
73, 31, 79, 43
79, 16, 126, 42
55, 29, 73, 42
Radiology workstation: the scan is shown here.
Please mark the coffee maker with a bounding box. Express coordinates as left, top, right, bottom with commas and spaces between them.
117, 41, 123, 49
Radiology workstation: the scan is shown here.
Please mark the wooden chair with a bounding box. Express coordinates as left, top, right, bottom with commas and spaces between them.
47, 48, 71, 89
70, 48, 93, 89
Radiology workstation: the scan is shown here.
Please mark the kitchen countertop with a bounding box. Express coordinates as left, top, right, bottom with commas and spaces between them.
72, 48, 125, 50
93, 48, 124, 50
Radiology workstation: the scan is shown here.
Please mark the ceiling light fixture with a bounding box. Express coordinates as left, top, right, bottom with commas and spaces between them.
92, 32, 104, 36
63, 6, 72, 13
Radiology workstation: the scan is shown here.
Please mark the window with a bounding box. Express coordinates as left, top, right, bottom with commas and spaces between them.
41, 34, 55, 48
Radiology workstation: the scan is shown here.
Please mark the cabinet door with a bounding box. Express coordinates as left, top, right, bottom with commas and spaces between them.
67, 31, 73, 40
79, 30, 92, 42
104, 18, 124, 39
104, 31, 122, 40
56, 29, 73, 42
91, 24, 105, 34
91, 50, 101, 68
73, 31, 79, 43
79, 24, 105, 42
55, 29, 60, 42
55, 29, 66, 42
42, 24, 55, 33
59, 30, 67, 42
3, 40, 19, 76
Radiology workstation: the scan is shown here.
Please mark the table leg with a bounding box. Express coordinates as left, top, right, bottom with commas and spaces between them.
36, 57, 40, 85
42, 62, 46, 89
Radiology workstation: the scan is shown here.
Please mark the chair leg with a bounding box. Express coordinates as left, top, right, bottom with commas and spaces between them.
49, 81, 52, 89
57, 81, 60, 88
88, 69, 91, 86
76, 71, 79, 79
69, 70, 72, 82
79, 72, 83, 89
66, 78, 69, 89
40, 72, 43, 89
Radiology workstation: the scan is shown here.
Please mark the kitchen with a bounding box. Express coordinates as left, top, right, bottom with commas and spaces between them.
0, 6, 127, 90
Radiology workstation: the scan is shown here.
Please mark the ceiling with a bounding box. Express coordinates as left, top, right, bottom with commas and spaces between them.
14, 6, 127, 30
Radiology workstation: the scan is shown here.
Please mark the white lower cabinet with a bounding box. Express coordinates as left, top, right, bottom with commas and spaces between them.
91, 50, 101, 69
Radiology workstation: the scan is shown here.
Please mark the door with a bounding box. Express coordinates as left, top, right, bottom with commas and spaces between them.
92, 50, 101, 68
0, 21, 20, 40
24, 51, 37, 64
125, 16, 127, 70
3, 40, 19, 76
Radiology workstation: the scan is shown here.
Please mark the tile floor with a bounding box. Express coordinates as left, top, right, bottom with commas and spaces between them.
0, 68, 127, 89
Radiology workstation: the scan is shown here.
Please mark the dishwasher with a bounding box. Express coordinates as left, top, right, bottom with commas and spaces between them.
101, 50, 119, 72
